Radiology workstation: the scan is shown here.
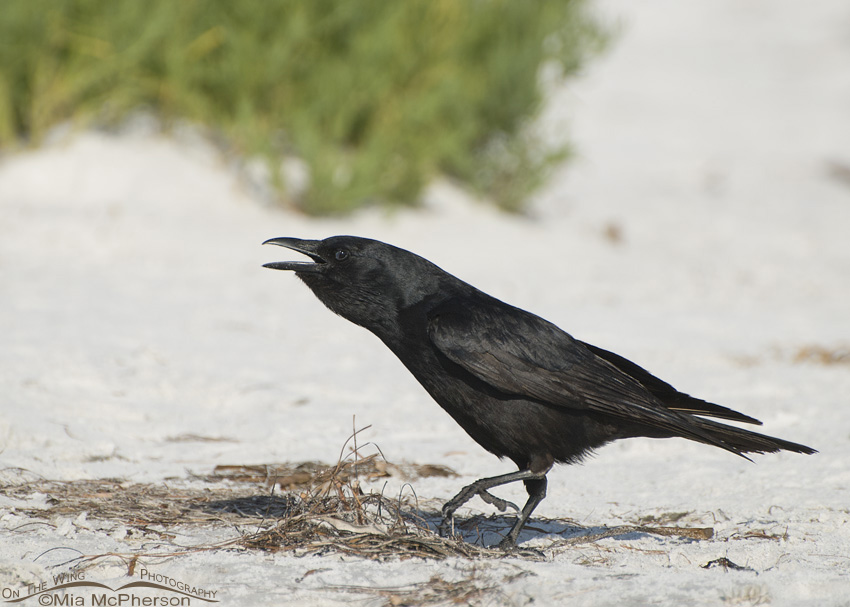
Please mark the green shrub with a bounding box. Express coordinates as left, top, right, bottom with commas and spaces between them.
0, 0, 605, 213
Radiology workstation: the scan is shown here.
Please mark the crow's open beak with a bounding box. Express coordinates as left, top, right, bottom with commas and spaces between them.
262, 237, 326, 273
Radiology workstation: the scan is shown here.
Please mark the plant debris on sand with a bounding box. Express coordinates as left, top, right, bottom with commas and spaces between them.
2, 435, 717, 563
1, 452, 499, 561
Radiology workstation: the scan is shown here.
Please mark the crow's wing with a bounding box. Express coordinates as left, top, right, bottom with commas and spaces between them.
579, 341, 761, 425
427, 298, 744, 454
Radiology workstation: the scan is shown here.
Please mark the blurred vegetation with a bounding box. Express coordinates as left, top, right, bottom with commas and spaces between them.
0, 0, 605, 214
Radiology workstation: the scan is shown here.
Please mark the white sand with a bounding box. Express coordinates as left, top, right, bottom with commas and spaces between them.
2, 0, 849, 604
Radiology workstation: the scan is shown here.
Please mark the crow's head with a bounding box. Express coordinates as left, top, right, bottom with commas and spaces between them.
263, 236, 454, 335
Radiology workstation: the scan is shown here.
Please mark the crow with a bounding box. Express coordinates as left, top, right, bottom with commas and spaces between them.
262, 235, 815, 548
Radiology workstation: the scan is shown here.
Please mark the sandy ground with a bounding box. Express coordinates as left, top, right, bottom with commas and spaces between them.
2, 0, 850, 605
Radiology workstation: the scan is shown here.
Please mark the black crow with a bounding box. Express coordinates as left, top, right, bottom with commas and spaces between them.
263, 235, 815, 548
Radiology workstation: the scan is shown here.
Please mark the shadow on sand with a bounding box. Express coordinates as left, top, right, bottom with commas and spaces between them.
195, 494, 711, 551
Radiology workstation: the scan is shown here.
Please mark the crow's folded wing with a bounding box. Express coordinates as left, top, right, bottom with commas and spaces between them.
578, 341, 761, 425
427, 299, 743, 453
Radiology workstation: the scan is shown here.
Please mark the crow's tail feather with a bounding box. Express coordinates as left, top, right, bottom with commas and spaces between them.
691, 417, 816, 457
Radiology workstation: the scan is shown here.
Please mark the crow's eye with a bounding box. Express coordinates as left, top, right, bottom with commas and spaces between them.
334, 249, 349, 261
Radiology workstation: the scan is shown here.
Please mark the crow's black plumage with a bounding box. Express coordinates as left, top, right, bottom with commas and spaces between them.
263, 235, 816, 548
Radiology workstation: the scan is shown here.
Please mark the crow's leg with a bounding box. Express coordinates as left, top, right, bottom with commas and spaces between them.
498, 476, 547, 549
438, 468, 547, 541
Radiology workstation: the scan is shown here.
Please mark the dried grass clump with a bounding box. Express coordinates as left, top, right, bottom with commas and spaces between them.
218, 451, 494, 560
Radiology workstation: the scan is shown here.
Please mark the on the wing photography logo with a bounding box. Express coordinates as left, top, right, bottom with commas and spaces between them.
2, 569, 219, 606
